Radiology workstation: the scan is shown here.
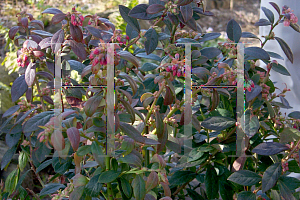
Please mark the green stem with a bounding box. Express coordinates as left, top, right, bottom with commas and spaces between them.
261, 17, 282, 48
35, 79, 46, 112
105, 156, 114, 200
142, 84, 165, 134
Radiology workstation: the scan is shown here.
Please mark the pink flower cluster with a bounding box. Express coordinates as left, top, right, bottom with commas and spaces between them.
245, 80, 255, 92
71, 14, 84, 26
261, 83, 271, 100
166, 64, 184, 77
17, 53, 29, 67
89, 48, 107, 66
282, 5, 298, 26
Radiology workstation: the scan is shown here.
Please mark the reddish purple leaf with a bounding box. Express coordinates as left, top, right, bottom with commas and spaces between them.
51, 29, 64, 53
8, 26, 19, 40
20, 17, 28, 28
70, 23, 83, 43
65, 40, 87, 60
42, 8, 63, 15
51, 130, 65, 151
51, 13, 67, 25
30, 19, 44, 29
26, 88, 32, 102
67, 127, 80, 151
146, 4, 165, 14
29, 35, 43, 44
39, 37, 52, 49
36, 71, 54, 80
25, 62, 36, 86
43, 96, 54, 105
33, 50, 44, 57
11, 75, 28, 102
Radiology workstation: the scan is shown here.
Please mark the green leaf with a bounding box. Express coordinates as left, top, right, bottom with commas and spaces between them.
22, 111, 54, 133
186, 188, 204, 200
118, 152, 142, 167
140, 63, 159, 72
254, 18, 272, 26
91, 142, 105, 168
270, 190, 281, 200
77, 145, 91, 156
15, 169, 30, 191
274, 37, 293, 63
98, 170, 121, 183
198, 32, 221, 42
119, 122, 145, 143
262, 162, 281, 193
135, 52, 161, 61
289, 111, 300, 119
119, 177, 133, 199
205, 165, 219, 199
52, 151, 72, 174
219, 173, 234, 200
2, 105, 20, 118
278, 180, 296, 200
1, 145, 17, 170
280, 127, 300, 143
267, 51, 284, 60
68, 60, 86, 73
227, 170, 261, 186
261, 7, 274, 23
226, 19, 242, 43
269, 2, 280, 15
69, 186, 84, 200
169, 170, 197, 185
36, 159, 52, 173
119, 5, 140, 32
201, 116, 235, 131
39, 183, 66, 196
144, 28, 158, 55
271, 63, 290, 76
237, 191, 256, 200
252, 142, 289, 156
240, 109, 260, 138
241, 32, 259, 39
120, 98, 135, 124
245, 47, 270, 60
132, 174, 146, 200
200, 47, 222, 59
84, 174, 102, 197
11, 75, 28, 102
288, 160, 300, 173
5, 169, 19, 195
290, 23, 300, 33
279, 176, 300, 191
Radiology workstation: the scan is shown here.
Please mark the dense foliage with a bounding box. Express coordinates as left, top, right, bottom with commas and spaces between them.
2, 0, 300, 199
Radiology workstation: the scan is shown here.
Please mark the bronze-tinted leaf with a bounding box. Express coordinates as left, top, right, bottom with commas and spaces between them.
51, 13, 67, 25
84, 93, 103, 117
146, 171, 159, 191
70, 23, 83, 43
163, 86, 174, 105
51, 130, 65, 151
146, 4, 165, 14
160, 182, 171, 197
67, 127, 80, 151
8, 26, 19, 40
118, 51, 139, 68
